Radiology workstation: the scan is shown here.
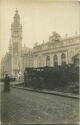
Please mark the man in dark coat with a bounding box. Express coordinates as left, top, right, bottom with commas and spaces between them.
4, 74, 10, 92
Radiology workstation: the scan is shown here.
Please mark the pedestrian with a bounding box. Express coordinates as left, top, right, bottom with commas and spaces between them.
4, 74, 10, 92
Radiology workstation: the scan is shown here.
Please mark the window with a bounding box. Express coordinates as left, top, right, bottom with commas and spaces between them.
38, 57, 42, 67
46, 56, 50, 66
61, 53, 66, 65
54, 55, 58, 66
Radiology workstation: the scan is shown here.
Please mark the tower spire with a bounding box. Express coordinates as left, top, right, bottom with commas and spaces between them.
15, 8, 18, 12
15, 8, 19, 15
13, 8, 20, 25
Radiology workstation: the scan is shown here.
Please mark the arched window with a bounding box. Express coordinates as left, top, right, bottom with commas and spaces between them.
38, 57, 41, 67
54, 55, 58, 66
61, 53, 66, 65
46, 56, 50, 66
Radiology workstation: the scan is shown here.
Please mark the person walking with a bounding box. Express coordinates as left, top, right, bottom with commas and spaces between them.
4, 74, 10, 92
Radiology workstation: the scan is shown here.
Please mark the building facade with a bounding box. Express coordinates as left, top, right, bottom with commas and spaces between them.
1, 10, 33, 78
1, 10, 80, 78
33, 32, 80, 68
21, 46, 33, 72
1, 52, 12, 78
11, 9, 22, 76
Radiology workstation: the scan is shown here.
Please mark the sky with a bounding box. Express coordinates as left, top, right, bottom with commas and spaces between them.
0, 0, 80, 63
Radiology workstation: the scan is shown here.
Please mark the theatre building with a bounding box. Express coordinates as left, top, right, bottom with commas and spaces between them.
33, 32, 80, 68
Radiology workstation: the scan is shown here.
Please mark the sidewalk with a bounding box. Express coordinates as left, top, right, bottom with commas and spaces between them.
12, 85, 80, 99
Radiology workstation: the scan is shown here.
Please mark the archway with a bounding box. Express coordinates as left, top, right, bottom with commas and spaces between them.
61, 53, 66, 65
46, 56, 50, 66
54, 55, 58, 66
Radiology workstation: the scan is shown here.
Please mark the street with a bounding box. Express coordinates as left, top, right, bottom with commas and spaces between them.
1, 82, 79, 124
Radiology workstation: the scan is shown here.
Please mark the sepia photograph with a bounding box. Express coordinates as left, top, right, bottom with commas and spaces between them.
0, 0, 80, 124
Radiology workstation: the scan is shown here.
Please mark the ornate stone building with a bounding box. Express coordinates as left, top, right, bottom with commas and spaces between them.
11, 9, 22, 76
21, 45, 33, 72
33, 32, 80, 68
1, 9, 33, 77
1, 10, 80, 78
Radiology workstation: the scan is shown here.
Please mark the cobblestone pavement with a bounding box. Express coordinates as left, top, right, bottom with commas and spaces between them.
1, 83, 79, 124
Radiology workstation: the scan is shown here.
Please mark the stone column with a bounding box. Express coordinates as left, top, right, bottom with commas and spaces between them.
50, 54, 53, 67
58, 53, 61, 66
43, 55, 47, 67
66, 51, 68, 64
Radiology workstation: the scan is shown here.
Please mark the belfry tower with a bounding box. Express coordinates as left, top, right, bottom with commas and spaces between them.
11, 9, 22, 76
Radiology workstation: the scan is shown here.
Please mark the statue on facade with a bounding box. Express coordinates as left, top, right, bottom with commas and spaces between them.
49, 32, 61, 43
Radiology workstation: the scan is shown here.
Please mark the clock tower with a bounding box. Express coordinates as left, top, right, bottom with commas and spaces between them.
11, 9, 22, 76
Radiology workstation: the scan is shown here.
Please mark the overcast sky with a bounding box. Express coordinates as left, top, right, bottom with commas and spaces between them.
0, 0, 80, 62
